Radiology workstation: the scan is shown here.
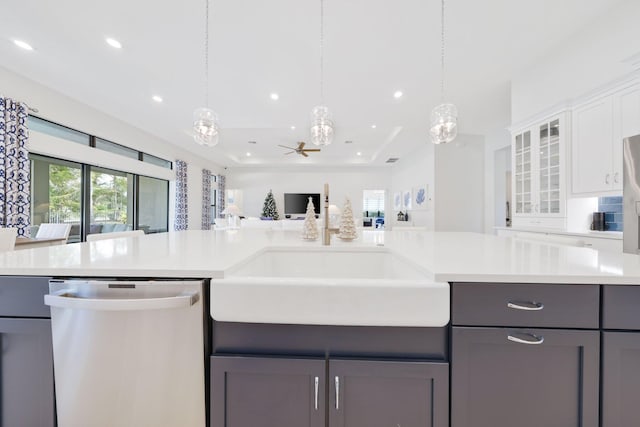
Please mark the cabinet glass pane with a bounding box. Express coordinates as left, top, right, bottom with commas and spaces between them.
515, 134, 522, 152
550, 201, 560, 213
523, 131, 531, 149
539, 124, 549, 148
540, 201, 549, 213
550, 119, 560, 138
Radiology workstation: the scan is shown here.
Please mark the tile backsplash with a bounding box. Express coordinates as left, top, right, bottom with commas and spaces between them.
598, 196, 623, 231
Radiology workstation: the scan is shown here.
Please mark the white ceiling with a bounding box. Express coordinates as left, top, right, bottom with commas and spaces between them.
0, 0, 624, 167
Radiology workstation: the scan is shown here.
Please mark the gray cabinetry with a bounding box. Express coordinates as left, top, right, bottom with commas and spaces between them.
0, 276, 54, 427
211, 356, 325, 427
451, 282, 600, 427
452, 327, 599, 427
211, 355, 448, 427
602, 286, 640, 427
329, 359, 448, 427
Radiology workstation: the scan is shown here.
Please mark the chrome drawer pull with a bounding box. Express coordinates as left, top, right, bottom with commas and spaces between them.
508, 333, 544, 345
314, 376, 319, 410
507, 301, 544, 311
335, 376, 340, 410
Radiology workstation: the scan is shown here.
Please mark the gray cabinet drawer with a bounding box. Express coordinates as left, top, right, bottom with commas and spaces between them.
452, 283, 599, 328
0, 276, 51, 318
603, 286, 640, 330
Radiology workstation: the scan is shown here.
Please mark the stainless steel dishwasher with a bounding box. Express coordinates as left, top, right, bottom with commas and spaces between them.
45, 279, 205, 427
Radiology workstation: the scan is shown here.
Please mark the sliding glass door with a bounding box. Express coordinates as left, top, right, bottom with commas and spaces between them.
88, 167, 134, 238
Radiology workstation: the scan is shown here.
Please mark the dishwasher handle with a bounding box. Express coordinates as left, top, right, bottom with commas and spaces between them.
44, 290, 200, 311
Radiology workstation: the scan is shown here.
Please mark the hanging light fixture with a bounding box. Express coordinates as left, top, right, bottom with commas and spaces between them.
430, 0, 458, 144
310, 0, 334, 146
193, 0, 220, 147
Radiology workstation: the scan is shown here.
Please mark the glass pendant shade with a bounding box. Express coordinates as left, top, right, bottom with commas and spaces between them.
430, 103, 458, 144
193, 107, 220, 147
310, 105, 334, 146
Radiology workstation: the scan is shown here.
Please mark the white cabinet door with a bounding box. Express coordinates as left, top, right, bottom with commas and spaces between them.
513, 130, 533, 215
612, 84, 640, 191
572, 97, 614, 194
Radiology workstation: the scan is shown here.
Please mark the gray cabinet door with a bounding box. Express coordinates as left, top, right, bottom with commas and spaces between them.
211, 356, 325, 427
602, 331, 640, 427
0, 318, 55, 427
452, 327, 599, 427
329, 359, 449, 427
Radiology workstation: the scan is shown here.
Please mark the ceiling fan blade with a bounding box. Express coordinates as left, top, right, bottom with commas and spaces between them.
284, 151, 295, 155
298, 142, 306, 149
302, 152, 309, 157
302, 149, 321, 152
278, 144, 296, 150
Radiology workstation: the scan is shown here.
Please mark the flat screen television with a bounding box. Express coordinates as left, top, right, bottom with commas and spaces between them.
284, 193, 321, 215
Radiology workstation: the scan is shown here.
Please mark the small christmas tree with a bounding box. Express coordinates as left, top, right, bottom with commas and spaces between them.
338, 197, 357, 240
301, 197, 319, 240
261, 189, 280, 220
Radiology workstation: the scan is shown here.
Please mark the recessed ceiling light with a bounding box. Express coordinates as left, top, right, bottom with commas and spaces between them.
371, 124, 377, 129
356, 152, 362, 156
393, 90, 403, 99
290, 126, 296, 130
344, 140, 353, 144
246, 152, 251, 157
248, 141, 257, 144
105, 38, 122, 49
152, 95, 163, 103
13, 39, 33, 51
270, 93, 279, 101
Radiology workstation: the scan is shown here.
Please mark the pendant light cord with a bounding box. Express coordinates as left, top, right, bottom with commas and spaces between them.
320, 0, 324, 106
440, 0, 445, 103
204, 0, 210, 107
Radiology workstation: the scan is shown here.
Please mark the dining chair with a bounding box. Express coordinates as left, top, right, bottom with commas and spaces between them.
35, 223, 72, 242
0, 228, 18, 252
86, 230, 144, 242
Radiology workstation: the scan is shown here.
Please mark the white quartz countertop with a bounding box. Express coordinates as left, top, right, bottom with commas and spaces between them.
494, 226, 623, 240
1, 229, 640, 284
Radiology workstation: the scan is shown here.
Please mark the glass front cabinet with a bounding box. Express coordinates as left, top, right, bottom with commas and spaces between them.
512, 113, 567, 228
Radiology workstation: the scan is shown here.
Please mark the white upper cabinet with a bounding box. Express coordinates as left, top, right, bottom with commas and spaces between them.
571, 82, 640, 196
512, 114, 567, 227
572, 97, 615, 194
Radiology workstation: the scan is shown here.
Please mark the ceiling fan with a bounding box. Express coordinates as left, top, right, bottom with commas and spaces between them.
278, 142, 321, 157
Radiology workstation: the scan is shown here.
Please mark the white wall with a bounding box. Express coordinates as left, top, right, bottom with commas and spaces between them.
389, 143, 436, 229
511, 0, 640, 124
0, 66, 223, 230
434, 134, 486, 232
226, 166, 391, 220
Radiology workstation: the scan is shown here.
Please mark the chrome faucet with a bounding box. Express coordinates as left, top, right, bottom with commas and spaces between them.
323, 183, 339, 245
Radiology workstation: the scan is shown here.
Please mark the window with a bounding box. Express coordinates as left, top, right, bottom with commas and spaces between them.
95, 138, 139, 160
29, 116, 90, 146
138, 176, 169, 233
142, 153, 172, 169
30, 155, 169, 242
30, 155, 83, 243
363, 190, 385, 217
88, 167, 134, 238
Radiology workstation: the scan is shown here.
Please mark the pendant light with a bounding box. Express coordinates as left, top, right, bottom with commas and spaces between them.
430, 0, 458, 144
310, 0, 334, 146
193, 0, 220, 147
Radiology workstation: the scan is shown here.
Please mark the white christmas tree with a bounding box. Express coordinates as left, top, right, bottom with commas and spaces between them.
338, 197, 357, 240
301, 197, 319, 240
261, 189, 280, 220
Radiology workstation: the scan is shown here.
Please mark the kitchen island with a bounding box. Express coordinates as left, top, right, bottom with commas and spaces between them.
2, 229, 640, 427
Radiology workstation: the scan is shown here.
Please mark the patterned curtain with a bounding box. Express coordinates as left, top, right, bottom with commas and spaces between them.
201, 169, 212, 230
0, 97, 30, 237
174, 160, 188, 231
217, 174, 226, 218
